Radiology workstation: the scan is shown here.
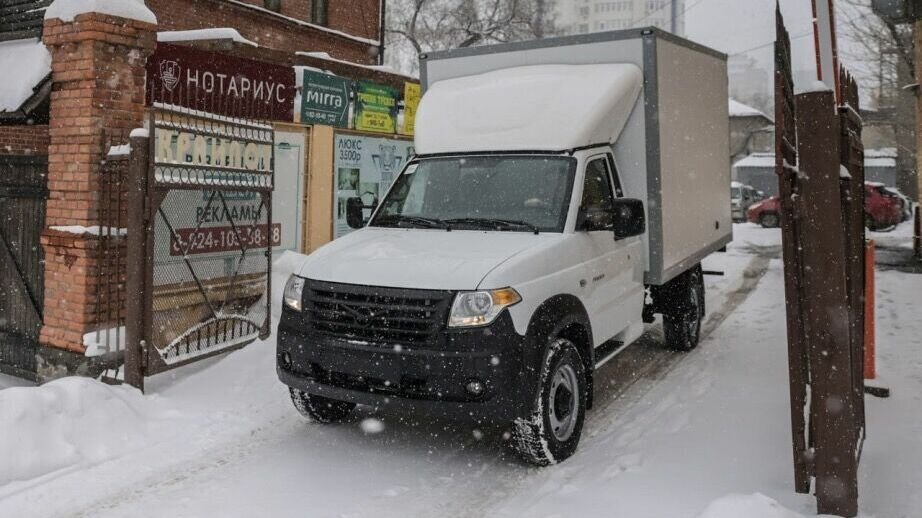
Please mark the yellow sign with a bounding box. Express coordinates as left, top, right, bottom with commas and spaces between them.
402, 82, 421, 136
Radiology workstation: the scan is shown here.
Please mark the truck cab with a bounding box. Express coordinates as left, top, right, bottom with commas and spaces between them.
277, 29, 731, 466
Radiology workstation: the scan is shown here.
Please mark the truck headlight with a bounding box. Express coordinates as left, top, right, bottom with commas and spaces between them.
283, 275, 305, 311
448, 288, 521, 328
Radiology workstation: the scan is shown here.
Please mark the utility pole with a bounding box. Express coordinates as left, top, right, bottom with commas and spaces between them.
670, 0, 678, 34
912, 18, 922, 259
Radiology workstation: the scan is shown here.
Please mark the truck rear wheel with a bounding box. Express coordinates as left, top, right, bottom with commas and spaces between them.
289, 388, 356, 423
663, 266, 705, 351
512, 338, 586, 466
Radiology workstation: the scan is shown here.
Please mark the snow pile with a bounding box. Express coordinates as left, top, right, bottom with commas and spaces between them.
159, 28, 257, 47
0, 39, 51, 112
696, 494, 806, 518
0, 377, 180, 486
49, 225, 127, 236
45, 0, 157, 24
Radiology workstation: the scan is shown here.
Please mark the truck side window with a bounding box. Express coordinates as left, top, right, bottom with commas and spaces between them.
580, 158, 616, 231
606, 155, 624, 197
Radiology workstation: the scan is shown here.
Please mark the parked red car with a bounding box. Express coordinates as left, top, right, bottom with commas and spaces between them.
746, 182, 904, 231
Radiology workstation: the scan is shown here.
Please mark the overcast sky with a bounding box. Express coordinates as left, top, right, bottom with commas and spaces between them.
686, 0, 817, 76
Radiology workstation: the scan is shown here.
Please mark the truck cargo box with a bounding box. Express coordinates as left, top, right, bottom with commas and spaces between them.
418, 28, 732, 285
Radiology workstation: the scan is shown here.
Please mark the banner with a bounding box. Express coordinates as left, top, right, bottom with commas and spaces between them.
402, 82, 421, 136
354, 81, 398, 134
148, 43, 295, 121
333, 133, 415, 238
300, 71, 352, 127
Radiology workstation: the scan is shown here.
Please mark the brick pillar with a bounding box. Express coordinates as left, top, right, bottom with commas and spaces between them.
39, 13, 156, 354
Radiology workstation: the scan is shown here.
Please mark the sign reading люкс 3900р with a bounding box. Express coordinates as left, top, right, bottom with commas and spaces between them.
300, 71, 352, 127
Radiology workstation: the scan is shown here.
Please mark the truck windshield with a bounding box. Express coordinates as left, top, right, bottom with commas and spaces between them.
370, 155, 577, 233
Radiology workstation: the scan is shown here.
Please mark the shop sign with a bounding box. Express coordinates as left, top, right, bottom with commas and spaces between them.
148, 43, 296, 121
300, 71, 352, 127
333, 133, 415, 238
354, 81, 398, 134
401, 82, 421, 136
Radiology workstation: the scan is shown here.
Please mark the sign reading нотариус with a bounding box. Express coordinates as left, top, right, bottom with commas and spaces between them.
148, 43, 296, 121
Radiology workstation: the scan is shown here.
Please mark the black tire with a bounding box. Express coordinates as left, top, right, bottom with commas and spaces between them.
760, 212, 780, 228
663, 266, 705, 352
512, 338, 587, 466
289, 388, 356, 423
865, 213, 876, 231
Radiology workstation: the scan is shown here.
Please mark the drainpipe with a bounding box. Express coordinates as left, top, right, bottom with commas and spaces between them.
378, 0, 386, 65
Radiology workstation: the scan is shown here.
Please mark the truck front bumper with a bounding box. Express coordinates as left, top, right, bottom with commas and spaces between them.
276, 311, 531, 422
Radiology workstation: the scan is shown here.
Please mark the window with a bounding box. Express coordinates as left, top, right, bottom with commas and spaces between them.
264, 0, 281, 12
582, 159, 616, 210
312, 0, 328, 26
580, 158, 617, 231
372, 156, 577, 233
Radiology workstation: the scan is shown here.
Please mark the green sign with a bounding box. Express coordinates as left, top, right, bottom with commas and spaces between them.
354, 81, 397, 134
300, 71, 351, 127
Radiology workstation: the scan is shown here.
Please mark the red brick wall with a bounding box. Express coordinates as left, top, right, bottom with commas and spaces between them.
149, 0, 381, 64
40, 14, 156, 352
0, 125, 50, 155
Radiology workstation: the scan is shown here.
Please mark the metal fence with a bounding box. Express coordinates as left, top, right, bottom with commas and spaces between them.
125, 101, 274, 390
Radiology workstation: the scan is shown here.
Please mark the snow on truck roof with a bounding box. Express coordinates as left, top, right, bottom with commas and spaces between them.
414, 64, 643, 155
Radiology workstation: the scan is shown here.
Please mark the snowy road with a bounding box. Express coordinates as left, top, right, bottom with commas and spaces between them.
3, 223, 920, 517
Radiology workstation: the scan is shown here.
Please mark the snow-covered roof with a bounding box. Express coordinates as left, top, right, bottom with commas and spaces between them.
866, 157, 896, 168
159, 28, 257, 47
0, 38, 51, 113
865, 147, 896, 158
295, 52, 417, 80
733, 152, 775, 169
45, 0, 157, 24
415, 64, 643, 155
728, 99, 772, 122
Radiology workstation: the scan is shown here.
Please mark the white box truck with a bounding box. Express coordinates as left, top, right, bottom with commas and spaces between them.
277, 28, 731, 465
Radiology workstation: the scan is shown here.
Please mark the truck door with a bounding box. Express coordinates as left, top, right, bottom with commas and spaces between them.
578, 154, 645, 345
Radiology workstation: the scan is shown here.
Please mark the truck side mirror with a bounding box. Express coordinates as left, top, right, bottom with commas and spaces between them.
612, 198, 645, 239
346, 197, 365, 229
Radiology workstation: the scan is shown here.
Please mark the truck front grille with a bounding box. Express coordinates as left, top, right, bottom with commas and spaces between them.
304, 280, 454, 345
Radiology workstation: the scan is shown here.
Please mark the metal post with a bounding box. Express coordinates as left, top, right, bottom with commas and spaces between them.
796, 89, 860, 518
124, 134, 150, 391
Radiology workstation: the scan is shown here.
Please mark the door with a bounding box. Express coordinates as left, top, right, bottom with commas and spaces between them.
578, 154, 645, 345
273, 131, 305, 255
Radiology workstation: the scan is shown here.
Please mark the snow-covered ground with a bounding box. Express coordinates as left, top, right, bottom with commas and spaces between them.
0, 222, 919, 517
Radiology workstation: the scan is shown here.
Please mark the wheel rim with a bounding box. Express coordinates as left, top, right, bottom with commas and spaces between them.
764, 214, 778, 227
549, 363, 579, 442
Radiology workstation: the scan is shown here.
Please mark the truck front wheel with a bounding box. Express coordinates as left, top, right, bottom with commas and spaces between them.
512, 338, 587, 466
663, 266, 705, 351
289, 388, 356, 423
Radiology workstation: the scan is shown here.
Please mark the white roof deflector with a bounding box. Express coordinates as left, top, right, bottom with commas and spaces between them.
414, 64, 643, 155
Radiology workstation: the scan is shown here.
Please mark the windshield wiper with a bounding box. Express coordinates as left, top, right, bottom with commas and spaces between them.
445, 218, 540, 234
374, 214, 451, 230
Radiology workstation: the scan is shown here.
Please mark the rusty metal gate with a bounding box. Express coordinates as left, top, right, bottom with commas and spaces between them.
776, 5, 866, 516
0, 155, 47, 379
125, 103, 274, 390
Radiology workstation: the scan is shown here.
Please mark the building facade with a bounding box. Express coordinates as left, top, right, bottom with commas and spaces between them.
556, 0, 686, 36
0, 0, 417, 382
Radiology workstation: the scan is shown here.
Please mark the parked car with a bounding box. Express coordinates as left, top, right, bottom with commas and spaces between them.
746, 182, 905, 230
865, 183, 905, 230
277, 31, 732, 466
730, 181, 760, 222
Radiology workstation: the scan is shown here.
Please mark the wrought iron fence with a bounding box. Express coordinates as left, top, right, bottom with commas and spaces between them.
125, 97, 274, 388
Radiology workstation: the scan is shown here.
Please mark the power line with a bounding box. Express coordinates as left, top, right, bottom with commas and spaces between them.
629, 0, 707, 31
730, 30, 813, 57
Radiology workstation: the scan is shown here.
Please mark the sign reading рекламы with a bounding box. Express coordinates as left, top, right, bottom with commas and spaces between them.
147, 43, 296, 121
